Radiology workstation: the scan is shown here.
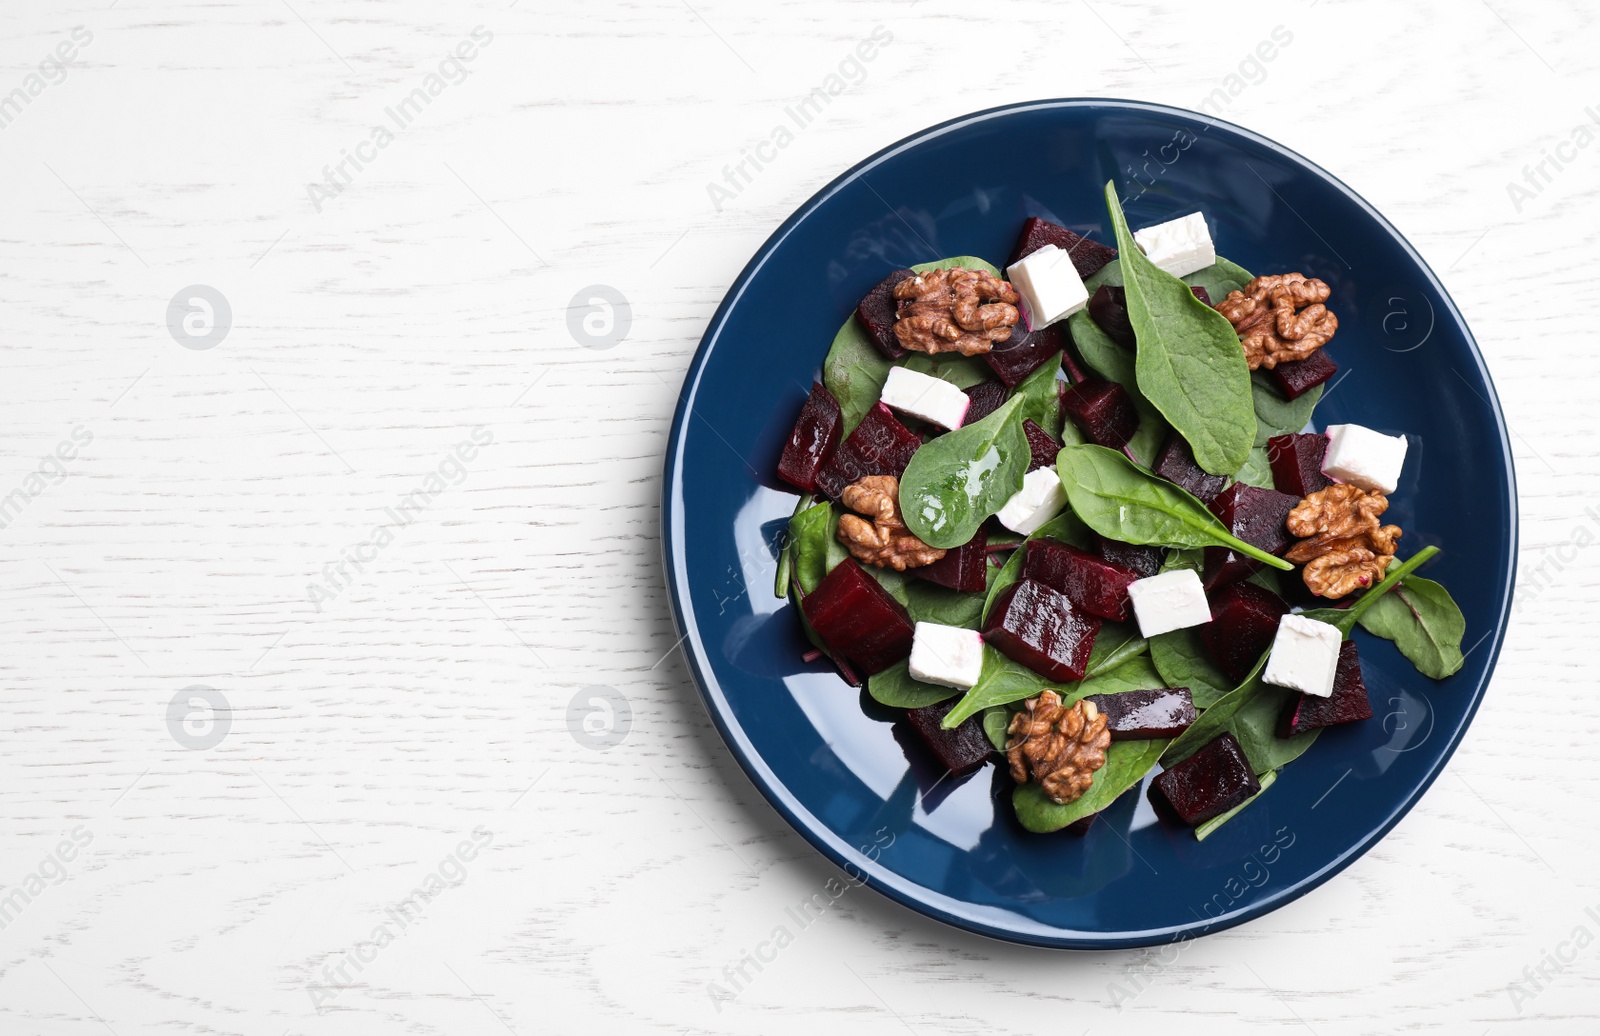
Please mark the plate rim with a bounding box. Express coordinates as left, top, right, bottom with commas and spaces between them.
660, 97, 1519, 949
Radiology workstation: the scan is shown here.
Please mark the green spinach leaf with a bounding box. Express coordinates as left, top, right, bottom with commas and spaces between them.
1183, 256, 1253, 302
1232, 446, 1275, 489
1356, 575, 1466, 679
1066, 263, 1170, 466
1252, 372, 1325, 447
903, 578, 986, 630
789, 501, 838, 595
867, 659, 959, 709
1013, 738, 1168, 832
899, 396, 1030, 549
775, 493, 813, 597
942, 639, 1157, 729
1012, 350, 1066, 440
981, 706, 1011, 752
942, 646, 1046, 728
1055, 444, 1293, 571
1150, 626, 1234, 708
1103, 182, 1255, 475
1160, 657, 1320, 774
902, 351, 992, 390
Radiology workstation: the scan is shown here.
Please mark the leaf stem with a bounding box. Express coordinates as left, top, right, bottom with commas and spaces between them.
1059, 348, 1086, 384
1346, 545, 1439, 623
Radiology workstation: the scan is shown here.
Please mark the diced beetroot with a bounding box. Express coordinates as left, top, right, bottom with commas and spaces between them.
963, 379, 1010, 426
1190, 285, 1212, 307
906, 697, 994, 775
982, 579, 1101, 683
854, 269, 915, 360
1149, 732, 1260, 827
1096, 536, 1164, 579
1152, 432, 1227, 504
1202, 484, 1300, 591
1007, 216, 1118, 280
801, 559, 914, 676
1267, 433, 1331, 499
985, 322, 1066, 387
1279, 641, 1374, 737
1023, 538, 1138, 622
814, 402, 922, 501
1087, 285, 1135, 348
913, 528, 988, 593
777, 382, 843, 493
1085, 687, 1196, 740
1200, 582, 1289, 683
1268, 349, 1339, 400
1023, 418, 1061, 472
1061, 380, 1138, 449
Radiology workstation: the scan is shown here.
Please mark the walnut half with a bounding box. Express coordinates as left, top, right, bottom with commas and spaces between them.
892, 267, 1020, 357
836, 475, 946, 571
1216, 272, 1338, 370
1005, 691, 1110, 805
1285, 483, 1402, 598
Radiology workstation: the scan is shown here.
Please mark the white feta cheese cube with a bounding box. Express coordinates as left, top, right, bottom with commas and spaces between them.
1322, 423, 1408, 495
1132, 212, 1217, 279
995, 467, 1067, 535
879, 366, 971, 430
1006, 244, 1089, 329
908, 621, 985, 690
1125, 568, 1211, 638
1263, 614, 1342, 698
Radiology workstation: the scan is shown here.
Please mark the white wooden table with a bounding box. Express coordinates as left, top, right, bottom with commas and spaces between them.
0, 0, 1592, 1032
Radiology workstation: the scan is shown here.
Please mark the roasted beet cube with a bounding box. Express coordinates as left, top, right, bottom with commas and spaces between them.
1268, 349, 1338, 400
1202, 484, 1300, 591
963, 379, 1010, 426
1267, 433, 1331, 499
1087, 285, 1136, 348
854, 269, 915, 360
1085, 687, 1196, 740
1149, 732, 1260, 826
1096, 536, 1164, 579
1153, 432, 1226, 504
906, 697, 994, 775
1061, 379, 1138, 449
801, 559, 914, 676
1023, 538, 1138, 622
985, 322, 1066, 387
982, 579, 1100, 683
777, 382, 843, 493
1007, 216, 1118, 280
1023, 418, 1061, 472
913, 528, 988, 593
1190, 285, 1212, 307
1200, 581, 1289, 683
1279, 641, 1374, 737
814, 403, 922, 501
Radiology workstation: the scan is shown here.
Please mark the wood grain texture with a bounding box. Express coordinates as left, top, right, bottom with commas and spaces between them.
0, 0, 1593, 1032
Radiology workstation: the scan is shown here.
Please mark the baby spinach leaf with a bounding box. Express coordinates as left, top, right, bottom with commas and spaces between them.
903, 578, 986, 630
1160, 657, 1320, 774
1012, 351, 1066, 440
1160, 546, 1204, 573
822, 317, 893, 435
789, 501, 839, 595
902, 351, 992, 390
1194, 769, 1276, 841
1067, 268, 1170, 466
942, 646, 1047, 728
1296, 546, 1442, 635
1183, 256, 1253, 302
1013, 738, 1168, 833
1150, 626, 1234, 708
867, 659, 959, 709
981, 510, 1092, 623
775, 493, 813, 597
864, 565, 910, 607
899, 396, 1030, 549
1103, 181, 1255, 475
1055, 445, 1293, 571
1232, 446, 1275, 489
1356, 575, 1466, 679
981, 706, 1011, 752
1252, 372, 1325, 447
1088, 622, 1151, 680
942, 638, 1156, 730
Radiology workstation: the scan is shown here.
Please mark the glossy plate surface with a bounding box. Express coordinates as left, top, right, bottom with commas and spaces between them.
662, 99, 1516, 948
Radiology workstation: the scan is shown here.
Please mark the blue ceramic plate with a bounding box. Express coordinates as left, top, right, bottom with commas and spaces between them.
662, 99, 1516, 948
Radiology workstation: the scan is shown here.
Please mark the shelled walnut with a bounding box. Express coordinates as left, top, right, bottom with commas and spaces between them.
892, 267, 1020, 356
1285, 483, 1402, 598
1216, 272, 1338, 370
1005, 691, 1110, 805
836, 475, 945, 571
